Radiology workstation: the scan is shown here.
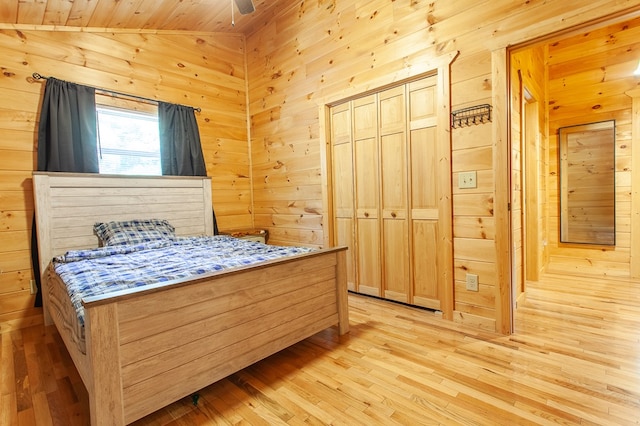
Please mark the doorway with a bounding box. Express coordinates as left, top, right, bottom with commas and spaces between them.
508, 13, 640, 327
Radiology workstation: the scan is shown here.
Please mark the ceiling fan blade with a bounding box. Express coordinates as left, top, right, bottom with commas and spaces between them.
234, 0, 255, 15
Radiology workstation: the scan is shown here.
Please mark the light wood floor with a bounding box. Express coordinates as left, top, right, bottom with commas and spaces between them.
2, 273, 640, 425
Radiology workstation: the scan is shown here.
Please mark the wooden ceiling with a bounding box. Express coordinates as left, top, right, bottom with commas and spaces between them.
0, 0, 293, 34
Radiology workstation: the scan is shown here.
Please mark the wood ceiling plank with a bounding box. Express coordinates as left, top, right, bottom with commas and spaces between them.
16, 0, 46, 25
120, 0, 164, 30
0, 0, 287, 34
42, 0, 73, 26
66, 0, 99, 27
106, 0, 147, 28
0, 1, 17, 25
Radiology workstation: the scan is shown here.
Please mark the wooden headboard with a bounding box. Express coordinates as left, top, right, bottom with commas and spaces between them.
33, 172, 214, 279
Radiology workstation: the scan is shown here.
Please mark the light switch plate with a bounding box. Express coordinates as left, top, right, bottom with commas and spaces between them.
458, 171, 477, 189
466, 273, 479, 292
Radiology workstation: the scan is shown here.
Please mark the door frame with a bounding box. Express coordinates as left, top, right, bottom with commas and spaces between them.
499, 7, 640, 334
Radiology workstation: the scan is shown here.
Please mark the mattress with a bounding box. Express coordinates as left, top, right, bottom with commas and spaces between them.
49, 235, 313, 353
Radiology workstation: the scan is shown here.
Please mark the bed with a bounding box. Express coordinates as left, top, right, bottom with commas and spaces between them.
32, 172, 349, 425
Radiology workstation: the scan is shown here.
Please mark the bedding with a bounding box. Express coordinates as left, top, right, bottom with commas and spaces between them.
52, 235, 313, 353
94, 218, 176, 246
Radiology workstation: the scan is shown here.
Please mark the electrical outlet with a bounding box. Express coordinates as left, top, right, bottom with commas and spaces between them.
466, 273, 479, 291
30, 279, 38, 295
458, 171, 477, 189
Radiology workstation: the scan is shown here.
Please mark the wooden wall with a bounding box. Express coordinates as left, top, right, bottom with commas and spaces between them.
246, 0, 640, 331
544, 17, 640, 277
0, 29, 250, 331
3, 0, 640, 333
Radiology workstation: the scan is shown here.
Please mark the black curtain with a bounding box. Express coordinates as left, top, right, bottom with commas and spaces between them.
37, 78, 98, 172
158, 102, 218, 234
159, 102, 206, 176
32, 78, 97, 306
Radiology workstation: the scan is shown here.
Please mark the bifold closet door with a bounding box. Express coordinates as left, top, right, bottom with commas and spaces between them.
409, 76, 441, 310
379, 86, 410, 303
353, 95, 381, 296
329, 73, 447, 311
330, 102, 357, 291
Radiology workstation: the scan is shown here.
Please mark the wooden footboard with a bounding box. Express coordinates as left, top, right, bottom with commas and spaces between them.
82, 247, 348, 425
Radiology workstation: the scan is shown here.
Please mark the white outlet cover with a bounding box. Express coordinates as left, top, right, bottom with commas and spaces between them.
466, 273, 479, 291
458, 171, 477, 189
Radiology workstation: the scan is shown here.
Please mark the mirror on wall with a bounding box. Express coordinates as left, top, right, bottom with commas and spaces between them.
558, 120, 615, 245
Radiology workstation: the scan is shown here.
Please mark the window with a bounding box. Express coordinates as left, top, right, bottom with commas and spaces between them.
97, 106, 161, 175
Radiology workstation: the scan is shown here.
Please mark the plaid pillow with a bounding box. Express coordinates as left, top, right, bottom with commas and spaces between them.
94, 219, 176, 246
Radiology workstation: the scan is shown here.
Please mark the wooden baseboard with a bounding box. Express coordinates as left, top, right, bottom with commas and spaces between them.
0, 308, 43, 334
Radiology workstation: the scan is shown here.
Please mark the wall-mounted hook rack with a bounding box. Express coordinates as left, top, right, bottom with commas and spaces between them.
451, 104, 492, 129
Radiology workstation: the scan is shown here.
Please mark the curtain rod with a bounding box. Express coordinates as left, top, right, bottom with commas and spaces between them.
32, 72, 201, 113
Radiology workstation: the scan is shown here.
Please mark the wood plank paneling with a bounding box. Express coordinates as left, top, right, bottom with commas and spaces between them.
247, 1, 640, 331
545, 17, 638, 277
0, 0, 288, 34
0, 30, 248, 330
2, 1, 640, 333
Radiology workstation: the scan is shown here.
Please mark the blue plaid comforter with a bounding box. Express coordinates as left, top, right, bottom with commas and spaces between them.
53, 235, 313, 327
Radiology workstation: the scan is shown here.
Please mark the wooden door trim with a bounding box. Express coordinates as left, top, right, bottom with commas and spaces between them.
493, 48, 513, 334
436, 55, 457, 320
625, 88, 640, 279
